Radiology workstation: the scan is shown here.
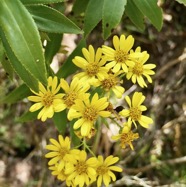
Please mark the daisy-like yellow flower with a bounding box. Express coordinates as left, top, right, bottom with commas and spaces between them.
126, 47, 156, 88
45, 135, 80, 171
72, 45, 109, 86
102, 35, 141, 73
28, 76, 66, 121
119, 92, 153, 128
65, 150, 97, 187
99, 71, 125, 98
112, 123, 139, 150
49, 164, 74, 187
95, 155, 122, 187
60, 77, 90, 109
68, 93, 111, 137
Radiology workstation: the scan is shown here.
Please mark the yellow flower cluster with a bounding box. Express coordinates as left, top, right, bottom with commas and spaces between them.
45, 135, 122, 187
27, 34, 156, 186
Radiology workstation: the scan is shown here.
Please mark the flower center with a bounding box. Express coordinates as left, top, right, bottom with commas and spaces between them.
64, 92, 77, 108
114, 50, 128, 63
96, 165, 108, 175
59, 148, 69, 158
101, 75, 117, 90
86, 62, 99, 76
42, 92, 54, 107
121, 131, 139, 145
83, 107, 98, 121
129, 107, 142, 121
132, 62, 143, 76
76, 161, 87, 175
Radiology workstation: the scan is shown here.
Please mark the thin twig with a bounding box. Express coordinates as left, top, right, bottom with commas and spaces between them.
124, 156, 186, 174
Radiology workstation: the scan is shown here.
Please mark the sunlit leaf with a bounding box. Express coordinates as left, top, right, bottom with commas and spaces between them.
125, 0, 145, 31
84, 0, 104, 37
175, 0, 186, 5
20, 0, 64, 5
133, 0, 163, 31
26, 5, 83, 34
0, 0, 47, 89
102, 0, 127, 39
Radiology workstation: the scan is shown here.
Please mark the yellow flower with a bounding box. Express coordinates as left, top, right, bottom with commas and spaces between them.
73, 45, 109, 86
95, 155, 122, 187
60, 77, 90, 109
68, 93, 111, 137
65, 150, 97, 187
102, 35, 141, 73
45, 135, 80, 171
99, 71, 125, 98
28, 76, 66, 121
49, 164, 74, 187
112, 123, 139, 150
126, 47, 156, 87
119, 92, 153, 128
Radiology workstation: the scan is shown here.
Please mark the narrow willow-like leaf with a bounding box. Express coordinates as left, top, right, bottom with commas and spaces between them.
0, 0, 47, 87
20, 0, 64, 5
0, 40, 4, 62
133, 0, 163, 31
72, 0, 90, 15
45, 33, 62, 67
17, 111, 38, 123
125, 0, 145, 31
102, 0, 127, 39
1, 56, 14, 80
84, 0, 104, 37
56, 38, 86, 78
0, 27, 39, 91
26, 5, 83, 34
53, 110, 67, 134
0, 84, 31, 104
175, 0, 186, 5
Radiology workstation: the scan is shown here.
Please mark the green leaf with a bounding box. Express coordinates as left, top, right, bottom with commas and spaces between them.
0, 40, 4, 62
26, 5, 83, 34
0, 27, 39, 91
1, 56, 14, 80
69, 120, 81, 146
133, 0, 163, 31
53, 110, 67, 134
45, 33, 62, 66
56, 38, 86, 78
0, 84, 31, 104
72, 0, 90, 15
0, 0, 47, 88
175, 0, 186, 5
125, 0, 145, 31
84, 0, 104, 37
17, 111, 38, 123
102, 0, 127, 39
20, 0, 64, 5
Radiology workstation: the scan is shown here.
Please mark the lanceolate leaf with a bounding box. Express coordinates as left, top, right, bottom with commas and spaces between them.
26, 5, 83, 34
57, 38, 86, 78
0, 84, 31, 104
133, 0, 163, 31
0, 0, 47, 88
72, 0, 90, 15
20, 0, 64, 5
125, 0, 145, 31
1, 56, 14, 80
102, 0, 127, 39
17, 111, 38, 123
45, 33, 63, 66
53, 110, 67, 134
84, 0, 104, 37
0, 27, 39, 91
